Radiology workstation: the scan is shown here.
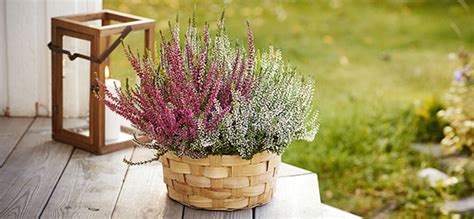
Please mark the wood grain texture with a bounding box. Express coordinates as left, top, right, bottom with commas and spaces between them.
183, 207, 252, 219
40, 147, 132, 218
112, 148, 183, 219
255, 173, 321, 219
278, 162, 312, 177
0, 118, 74, 218
0, 117, 33, 166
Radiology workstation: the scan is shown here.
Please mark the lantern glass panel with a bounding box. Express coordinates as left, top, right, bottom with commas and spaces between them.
62, 36, 91, 137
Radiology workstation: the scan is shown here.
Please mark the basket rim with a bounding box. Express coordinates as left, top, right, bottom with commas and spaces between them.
162, 150, 277, 160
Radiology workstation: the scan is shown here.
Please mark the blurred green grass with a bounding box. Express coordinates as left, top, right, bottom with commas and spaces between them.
104, 0, 474, 217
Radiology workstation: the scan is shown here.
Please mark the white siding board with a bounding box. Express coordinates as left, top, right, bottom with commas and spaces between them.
3, 0, 102, 117
6, 0, 40, 116
0, 0, 8, 115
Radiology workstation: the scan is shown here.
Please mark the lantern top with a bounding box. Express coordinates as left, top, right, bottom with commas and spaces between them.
52, 9, 154, 37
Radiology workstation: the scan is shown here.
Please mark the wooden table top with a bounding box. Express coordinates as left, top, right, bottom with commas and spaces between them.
0, 117, 359, 218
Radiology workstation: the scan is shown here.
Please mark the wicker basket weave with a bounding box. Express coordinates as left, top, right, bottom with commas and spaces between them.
159, 151, 280, 211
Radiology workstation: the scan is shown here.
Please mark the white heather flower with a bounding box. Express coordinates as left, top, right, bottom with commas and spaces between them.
216, 47, 319, 159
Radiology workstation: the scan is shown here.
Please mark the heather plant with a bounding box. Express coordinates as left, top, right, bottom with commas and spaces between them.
212, 47, 319, 159
97, 15, 318, 163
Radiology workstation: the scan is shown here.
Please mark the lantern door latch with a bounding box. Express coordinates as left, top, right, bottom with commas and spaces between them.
47, 26, 132, 64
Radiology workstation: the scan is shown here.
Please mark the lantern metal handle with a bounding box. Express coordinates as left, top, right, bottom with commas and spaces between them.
47, 26, 132, 64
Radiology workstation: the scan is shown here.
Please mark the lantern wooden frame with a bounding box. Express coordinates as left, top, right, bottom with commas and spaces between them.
50, 10, 155, 154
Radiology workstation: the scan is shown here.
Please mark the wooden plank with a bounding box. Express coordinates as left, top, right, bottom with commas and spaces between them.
40, 147, 133, 218
112, 148, 183, 219
318, 203, 361, 219
278, 162, 312, 177
255, 173, 321, 219
0, 118, 74, 218
0, 117, 33, 166
183, 207, 252, 219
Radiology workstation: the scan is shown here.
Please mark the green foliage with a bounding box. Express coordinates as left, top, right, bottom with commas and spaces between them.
286, 105, 472, 217
285, 104, 421, 215
413, 97, 447, 142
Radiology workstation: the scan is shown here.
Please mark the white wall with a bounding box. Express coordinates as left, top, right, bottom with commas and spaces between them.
0, 0, 8, 115
1, 0, 102, 117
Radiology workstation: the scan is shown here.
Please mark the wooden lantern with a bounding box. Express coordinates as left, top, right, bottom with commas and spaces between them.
49, 10, 155, 154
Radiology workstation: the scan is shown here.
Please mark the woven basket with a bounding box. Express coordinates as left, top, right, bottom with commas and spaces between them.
159, 151, 280, 211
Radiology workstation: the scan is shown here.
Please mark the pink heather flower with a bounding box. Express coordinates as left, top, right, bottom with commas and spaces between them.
96, 19, 256, 158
